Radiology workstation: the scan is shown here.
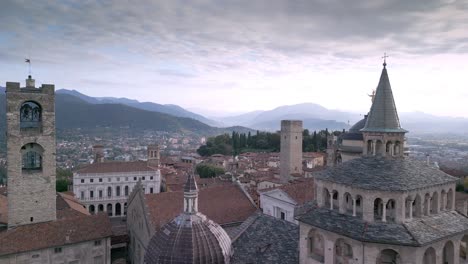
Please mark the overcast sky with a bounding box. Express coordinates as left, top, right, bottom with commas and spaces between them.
1, 0, 468, 117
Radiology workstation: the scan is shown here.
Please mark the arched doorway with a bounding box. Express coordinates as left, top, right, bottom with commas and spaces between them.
332, 190, 339, 210
443, 241, 454, 264
334, 238, 353, 264
423, 247, 436, 264
461, 235, 468, 261
375, 140, 383, 155
377, 249, 400, 264
413, 194, 422, 218
107, 203, 113, 216
431, 192, 438, 215
355, 195, 363, 217
374, 198, 384, 221
307, 229, 324, 262
386, 199, 396, 222
89, 204, 95, 215
115, 203, 122, 216
344, 193, 353, 215
98, 204, 104, 212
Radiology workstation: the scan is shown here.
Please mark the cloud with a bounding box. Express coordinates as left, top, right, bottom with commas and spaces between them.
1, 0, 468, 116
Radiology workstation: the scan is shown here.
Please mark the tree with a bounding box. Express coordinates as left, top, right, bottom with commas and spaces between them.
196, 164, 225, 178
56, 178, 69, 192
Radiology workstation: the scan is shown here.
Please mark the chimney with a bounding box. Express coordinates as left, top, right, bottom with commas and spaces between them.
147, 144, 160, 168
93, 145, 104, 163
25, 75, 35, 88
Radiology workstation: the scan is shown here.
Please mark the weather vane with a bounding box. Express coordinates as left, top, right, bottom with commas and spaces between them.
25, 58, 31, 76
382, 52, 389, 67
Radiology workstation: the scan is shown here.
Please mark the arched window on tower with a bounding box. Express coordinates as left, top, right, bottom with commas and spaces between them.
20, 101, 42, 129
21, 143, 44, 171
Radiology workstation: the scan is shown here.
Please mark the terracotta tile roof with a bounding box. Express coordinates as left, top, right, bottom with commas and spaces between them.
145, 184, 257, 230
57, 192, 90, 218
278, 178, 315, 205
0, 213, 112, 256
76, 160, 157, 174
259, 178, 315, 206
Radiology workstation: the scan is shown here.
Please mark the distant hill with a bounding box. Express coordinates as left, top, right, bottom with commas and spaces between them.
216, 103, 355, 131
215, 102, 468, 134
0, 89, 252, 136
56, 89, 221, 126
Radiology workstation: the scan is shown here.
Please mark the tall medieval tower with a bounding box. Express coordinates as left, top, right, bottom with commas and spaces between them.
280, 120, 303, 183
361, 62, 407, 157
6, 76, 57, 227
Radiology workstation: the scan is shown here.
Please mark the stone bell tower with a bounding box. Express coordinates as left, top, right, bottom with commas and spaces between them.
6, 75, 57, 227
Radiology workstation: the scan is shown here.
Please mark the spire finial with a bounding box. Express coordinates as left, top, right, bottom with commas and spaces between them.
382, 53, 389, 68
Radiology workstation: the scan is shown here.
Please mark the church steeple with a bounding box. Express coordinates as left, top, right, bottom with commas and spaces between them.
183, 173, 198, 214
361, 61, 407, 157
361, 62, 407, 133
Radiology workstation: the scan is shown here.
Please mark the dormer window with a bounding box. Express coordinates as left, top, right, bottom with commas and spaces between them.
20, 101, 41, 129
21, 143, 44, 171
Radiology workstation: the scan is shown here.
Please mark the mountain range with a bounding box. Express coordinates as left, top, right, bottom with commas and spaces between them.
1, 86, 468, 134
56, 89, 221, 126
0, 87, 247, 135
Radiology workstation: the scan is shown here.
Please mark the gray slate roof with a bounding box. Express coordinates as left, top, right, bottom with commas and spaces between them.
315, 157, 458, 191
361, 66, 407, 133
231, 213, 298, 264
298, 203, 468, 247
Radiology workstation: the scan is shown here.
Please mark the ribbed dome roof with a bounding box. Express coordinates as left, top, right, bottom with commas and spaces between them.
144, 213, 232, 264
144, 173, 232, 264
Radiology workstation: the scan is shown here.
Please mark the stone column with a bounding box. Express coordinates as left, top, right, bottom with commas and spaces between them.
409, 200, 413, 220
112, 203, 116, 217
441, 194, 446, 211
382, 199, 388, 222
330, 194, 334, 210
425, 197, 431, 215
352, 198, 357, 217
372, 140, 377, 156
338, 193, 345, 214
390, 143, 394, 156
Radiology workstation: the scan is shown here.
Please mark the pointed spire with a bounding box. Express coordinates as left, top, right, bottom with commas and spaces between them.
183, 173, 198, 214
361, 64, 407, 133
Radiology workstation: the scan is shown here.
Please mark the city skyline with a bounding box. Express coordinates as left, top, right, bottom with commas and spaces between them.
1, 1, 468, 118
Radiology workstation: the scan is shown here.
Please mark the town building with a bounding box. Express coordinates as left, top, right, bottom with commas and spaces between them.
297, 63, 468, 264
259, 178, 314, 224
0, 76, 112, 264
73, 145, 161, 217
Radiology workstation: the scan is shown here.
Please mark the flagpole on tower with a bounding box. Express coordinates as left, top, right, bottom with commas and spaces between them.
25, 58, 31, 76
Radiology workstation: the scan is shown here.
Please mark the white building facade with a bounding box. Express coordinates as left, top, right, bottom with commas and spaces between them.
73, 160, 161, 217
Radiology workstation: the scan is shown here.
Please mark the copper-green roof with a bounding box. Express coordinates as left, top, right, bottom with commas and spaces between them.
361, 65, 407, 133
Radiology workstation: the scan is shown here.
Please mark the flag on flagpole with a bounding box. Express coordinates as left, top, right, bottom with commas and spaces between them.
25, 59, 31, 63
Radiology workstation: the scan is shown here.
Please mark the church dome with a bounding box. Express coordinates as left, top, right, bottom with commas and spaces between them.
349, 115, 367, 133
144, 174, 232, 264
340, 115, 367, 141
